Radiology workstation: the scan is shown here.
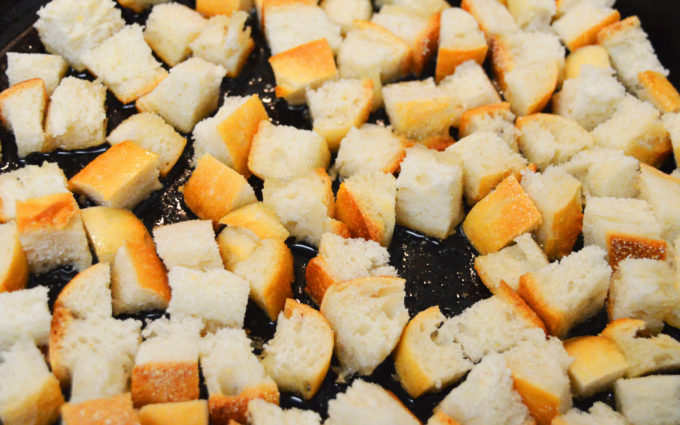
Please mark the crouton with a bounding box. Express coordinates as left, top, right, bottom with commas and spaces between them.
637, 70, 680, 113
507, 0, 556, 32
0, 79, 47, 157
264, 3, 341, 56
563, 336, 628, 398
153, 220, 223, 272
332, 124, 405, 179
435, 7, 487, 82
459, 103, 520, 151
144, 3, 208, 66
5, 52, 68, 96
563, 45, 611, 80
80, 206, 152, 264
138, 400, 209, 425
247, 399, 321, 425
614, 375, 680, 425
552, 1, 619, 52
0, 222, 28, 293
190, 12, 254, 77
219, 202, 289, 241
61, 393, 141, 425
439, 60, 501, 127
0, 286, 51, 351
320, 0, 371, 34
216, 227, 260, 271
561, 148, 640, 199
0, 162, 69, 222
196, 0, 251, 17
638, 164, 680, 240
461, 0, 520, 40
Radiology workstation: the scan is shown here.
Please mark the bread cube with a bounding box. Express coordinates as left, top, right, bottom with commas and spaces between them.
461, 0, 520, 40
196, 0, 251, 16
34, 0, 124, 71
639, 164, 680, 240
563, 335, 628, 398
199, 328, 279, 425
507, 0, 556, 32
219, 202, 289, 241
439, 60, 501, 127
426, 412, 462, 425
552, 1, 619, 51
264, 4, 341, 56
333, 124, 405, 179
6, 52, 68, 96
637, 70, 680, 113
51, 263, 113, 325
248, 120, 330, 180
553, 402, 629, 425
108, 113, 187, 178
216, 227, 260, 271
189, 13, 254, 78
83, 24, 168, 104
615, 375, 680, 425
436, 8, 487, 82
256, 0, 319, 26
564, 45, 611, 80
247, 399, 321, 425
80, 207, 152, 265
562, 148, 640, 199
459, 103, 519, 151
518, 246, 611, 338
0, 339, 64, 425
306, 78, 373, 151
44, 77, 107, 151
153, 220, 223, 271
144, 3, 207, 66
139, 400, 209, 425
61, 393, 140, 425
0, 286, 51, 351
320, 0, 371, 34
326, 380, 420, 425
0, 222, 28, 293
394, 306, 473, 398
0, 79, 47, 157
556, 0, 615, 16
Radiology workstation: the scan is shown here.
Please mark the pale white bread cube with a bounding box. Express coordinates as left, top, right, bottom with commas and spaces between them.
592, 95, 671, 167
34, 0, 124, 71
520, 167, 583, 259
503, 59, 560, 117
663, 112, 680, 166
375, 0, 449, 14
44, 77, 107, 151
439, 60, 501, 127
218, 202, 289, 241
320, 276, 408, 377
0, 79, 47, 158
598, 16, 669, 95
636, 70, 680, 114
445, 131, 528, 205
144, 3, 207, 66
394, 306, 473, 398
82, 24, 167, 104
118, 0, 169, 13
320, 0, 372, 34
107, 112, 187, 178
304, 232, 397, 305
395, 144, 464, 239
325, 379, 420, 425
552, 1, 619, 52
552, 65, 626, 131
614, 375, 680, 425
247, 399, 321, 425
474, 233, 548, 293
261, 299, 333, 399
15, 193, 92, 275
458, 103, 519, 151
136, 57, 226, 134
556, 0, 615, 16
189, 12, 254, 78
0, 339, 64, 425
6, 52, 68, 96
518, 245, 611, 338
435, 7, 488, 83
602, 318, 680, 378
382, 78, 455, 146
516, 114, 594, 171
336, 170, 397, 247
52, 263, 113, 323
264, 4, 341, 56
460, 0, 520, 40
199, 328, 279, 424
137, 400, 209, 425
638, 164, 680, 240
563, 335, 628, 398
217, 226, 261, 272
153, 220, 223, 271
332, 124, 405, 179
0, 222, 28, 293
553, 402, 629, 425
248, 120, 330, 180
306, 78, 373, 151
564, 45, 612, 80
507, 0, 556, 32
0, 286, 51, 351
68, 141, 162, 210
561, 148, 640, 199
60, 393, 140, 425
436, 353, 534, 425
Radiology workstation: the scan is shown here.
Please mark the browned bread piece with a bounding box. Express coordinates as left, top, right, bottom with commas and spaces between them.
427, 412, 463, 425
458, 103, 519, 151
435, 7, 487, 83
139, 400, 209, 425
81, 206, 153, 264
262, 3, 341, 55
216, 227, 260, 271
563, 335, 628, 398
0, 78, 48, 158
551, 1, 619, 52
219, 202, 289, 241
0, 162, 69, 223
61, 393, 141, 425
153, 220, 223, 272
0, 222, 28, 293
461, 0, 520, 40
563, 45, 611, 80
637, 70, 680, 113
196, 0, 250, 16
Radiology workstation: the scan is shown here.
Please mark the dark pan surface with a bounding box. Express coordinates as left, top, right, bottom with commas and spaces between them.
1, 0, 680, 422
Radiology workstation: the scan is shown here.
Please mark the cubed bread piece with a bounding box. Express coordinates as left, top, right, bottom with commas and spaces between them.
320, 0, 371, 34
563, 335, 628, 398
83, 24, 167, 104
196, 0, 251, 17
247, 399, 321, 425
637, 70, 680, 113
563, 45, 611, 80
598, 15, 669, 95
61, 393, 140, 425
436, 353, 534, 425
333, 124, 405, 179
462, 174, 542, 254
614, 375, 680, 425
16, 193, 92, 274
394, 306, 473, 398
520, 167, 583, 259
69, 142, 162, 209
562, 148, 640, 199
144, 3, 207, 66
5, 52, 68, 96
137, 57, 226, 133
518, 245, 611, 338
395, 145, 464, 239
504, 60, 560, 117
44, 77, 106, 151
304, 232, 397, 304
320, 276, 408, 377
153, 220, 223, 271
507, 0, 556, 32
552, 1, 619, 52
34, 0, 124, 71
475, 233, 548, 293
219, 202, 289, 241
0, 286, 51, 350
336, 170, 397, 247
248, 120, 330, 179
306, 78, 373, 151
436, 8, 488, 82
638, 164, 680, 240
553, 402, 629, 425
375, 0, 449, 13
256, 0, 318, 26
459, 103, 519, 151
0, 79, 47, 157
371, 5, 440, 75
132, 317, 203, 407
118, 0, 170, 13
460, 0, 520, 40
0, 222, 28, 293
217, 227, 260, 271
190, 13, 254, 78
592, 95, 671, 167
139, 400, 209, 425
439, 60, 501, 127
107, 113, 186, 178
200, 328, 279, 425
261, 299, 333, 399
0, 339, 64, 425
664, 111, 680, 167
80, 207, 153, 264
264, 4, 341, 56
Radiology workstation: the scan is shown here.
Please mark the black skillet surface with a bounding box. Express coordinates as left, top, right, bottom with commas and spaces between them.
1, 0, 680, 422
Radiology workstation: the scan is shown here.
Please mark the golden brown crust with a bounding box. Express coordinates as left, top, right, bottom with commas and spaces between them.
208, 384, 279, 425
138, 400, 209, 425
489, 35, 514, 88
518, 273, 566, 338
335, 182, 386, 246
496, 280, 547, 333
48, 305, 75, 384
131, 361, 200, 407
196, 0, 242, 17
0, 372, 64, 425
116, 71, 168, 105
257, 240, 295, 320
606, 233, 667, 271
596, 15, 640, 45
327, 218, 351, 239
511, 375, 561, 425
61, 393, 141, 425
218, 202, 289, 241
81, 206, 153, 264
16, 192, 79, 233
563, 335, 628, 397
564, 10, 620, 51
304, 256, 336, 306
0, 224, 28, 293
412, 12, 441, 76
436, 45, 488, 83
459, 102, 512, 135
543, 188, 583, 260
638, 70, 680, 113
0, 78, 47, 130
123, 240, 171, 304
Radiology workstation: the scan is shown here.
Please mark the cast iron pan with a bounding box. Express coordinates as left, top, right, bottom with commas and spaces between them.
1, 0, 680, 422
